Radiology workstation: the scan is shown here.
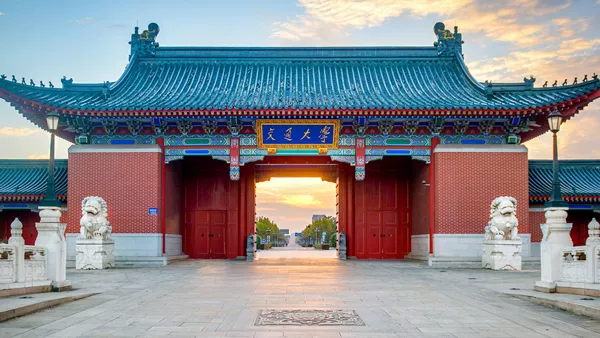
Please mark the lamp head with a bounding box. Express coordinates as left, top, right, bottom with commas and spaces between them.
547, 110, 563, 133
46, 111, 60, 132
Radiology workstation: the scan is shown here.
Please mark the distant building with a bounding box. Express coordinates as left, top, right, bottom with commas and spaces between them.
312, 215, 327, 223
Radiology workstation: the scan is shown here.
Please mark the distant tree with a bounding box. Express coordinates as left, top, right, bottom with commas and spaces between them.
329, 233, 337, 248
301, 216, 337, 245
255, 216, 284, 245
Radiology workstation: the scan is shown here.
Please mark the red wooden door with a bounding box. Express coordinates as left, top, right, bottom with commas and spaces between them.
367, 225, 381, 258
382, 177, 398, 258
383, 224, 398, 258
193, 211, 210, 258
353, 158, 411, 259
396, 180, 410, 257
210, 211, 227, 258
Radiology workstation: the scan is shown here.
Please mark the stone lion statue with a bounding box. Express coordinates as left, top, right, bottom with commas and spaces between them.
79, 196, 112, 240
484, 196, 519, 241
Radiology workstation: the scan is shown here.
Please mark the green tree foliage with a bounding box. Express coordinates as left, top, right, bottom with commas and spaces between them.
301, 216, 337, 245
255, 216, 285, 245
329, 233, 337, 248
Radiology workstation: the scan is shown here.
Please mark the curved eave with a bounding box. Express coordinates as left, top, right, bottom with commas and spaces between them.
0, 194, 67, 203
520, 87, 600, 142
0, 90, 76, 142
2, 86, 598, 118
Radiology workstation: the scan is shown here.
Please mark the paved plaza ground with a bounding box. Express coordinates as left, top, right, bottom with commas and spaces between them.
257, 244, 337, 259
1, 258, 600, 338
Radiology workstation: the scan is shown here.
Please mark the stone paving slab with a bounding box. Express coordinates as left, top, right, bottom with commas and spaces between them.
0, 290, 97, 323
0, 260, 599, 337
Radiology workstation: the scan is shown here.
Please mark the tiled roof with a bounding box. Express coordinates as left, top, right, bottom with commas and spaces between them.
529, 160, 600, 203
0, 160, 68, 203
1, 47, 598, 113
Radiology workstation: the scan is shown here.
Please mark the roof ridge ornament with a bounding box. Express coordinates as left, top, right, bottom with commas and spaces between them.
433, 22, 463, 57
129, 23, 160, 60
61, 76, 73, 89
523, 75, 535, 90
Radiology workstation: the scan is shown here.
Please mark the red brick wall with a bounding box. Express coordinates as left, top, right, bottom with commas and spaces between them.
411, 161, 430, 235
66, 148, 162, 234
165, 161, 182, 235
434, 146, 529, 234
529, 211, 545, 242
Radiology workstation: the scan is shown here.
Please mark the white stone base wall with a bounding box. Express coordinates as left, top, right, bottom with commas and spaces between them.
408, 235, 430, 258
67, 233, 183, 266
165, 234, 183, 256
531, 242, 541, 257
432, 234, 531, 258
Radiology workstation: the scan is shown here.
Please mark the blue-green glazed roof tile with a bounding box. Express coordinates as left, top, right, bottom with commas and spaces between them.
529, 160, 600, 202
0, 160, 68, 202
1, 47, 599, 112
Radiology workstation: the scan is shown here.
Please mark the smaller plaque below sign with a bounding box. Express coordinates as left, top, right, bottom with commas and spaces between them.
148, 208, 158, 216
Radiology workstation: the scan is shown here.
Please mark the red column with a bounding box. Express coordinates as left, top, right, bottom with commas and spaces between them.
429, 136, 440, 255
347, 167, 355, 257
238, 166, 247, 257
157, 138, 167, 255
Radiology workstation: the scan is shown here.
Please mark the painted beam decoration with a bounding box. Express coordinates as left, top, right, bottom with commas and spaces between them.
256, 120, 340, 149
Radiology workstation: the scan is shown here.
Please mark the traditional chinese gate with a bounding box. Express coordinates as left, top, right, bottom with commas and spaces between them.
180, 154, 412, 259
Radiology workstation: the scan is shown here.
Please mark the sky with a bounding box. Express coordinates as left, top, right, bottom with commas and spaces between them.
0, 0, 599, 230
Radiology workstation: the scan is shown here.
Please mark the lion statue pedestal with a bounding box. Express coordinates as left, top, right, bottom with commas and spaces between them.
482, 197, 522, 270
75, 196, 115, 270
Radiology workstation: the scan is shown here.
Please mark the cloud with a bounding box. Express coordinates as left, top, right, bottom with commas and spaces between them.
256, 178, 336, 232
0, 12, 4, 16
527, 106, 600, 159
272, 0, 470, 43
27, 154, 49, 160
257, 178, 336, 209
271, 0, 575, 47
256, 207, 275, 211
72, 17, 95, 24
0, 127, 42, 136
467, 38, 600, 83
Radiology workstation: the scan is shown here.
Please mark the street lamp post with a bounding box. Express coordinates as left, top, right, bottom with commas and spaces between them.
40, 111, 61, 208
544, 110, 568, 209
266, 228, 271, 246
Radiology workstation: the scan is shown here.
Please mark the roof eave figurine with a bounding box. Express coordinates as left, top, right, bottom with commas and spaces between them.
129, 23, 160, 60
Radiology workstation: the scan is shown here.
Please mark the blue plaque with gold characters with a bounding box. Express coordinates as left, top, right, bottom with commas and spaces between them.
256, 120, 340, 149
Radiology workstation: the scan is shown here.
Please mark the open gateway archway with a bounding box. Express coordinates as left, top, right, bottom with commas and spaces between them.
255, 175, 337, 259
177, 156, 417, 259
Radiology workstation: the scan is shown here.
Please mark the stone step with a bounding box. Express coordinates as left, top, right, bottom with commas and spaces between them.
0, 290, 97, 322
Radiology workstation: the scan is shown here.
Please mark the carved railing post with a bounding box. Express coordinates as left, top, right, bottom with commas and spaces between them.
8, 218, 25, 282
535, 208, 572, 292
586, 218, 600, 283
35, 207, 71, 290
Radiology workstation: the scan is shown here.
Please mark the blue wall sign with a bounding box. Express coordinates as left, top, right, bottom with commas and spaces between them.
257, 120, 340, 149
148, 208, 158, 216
